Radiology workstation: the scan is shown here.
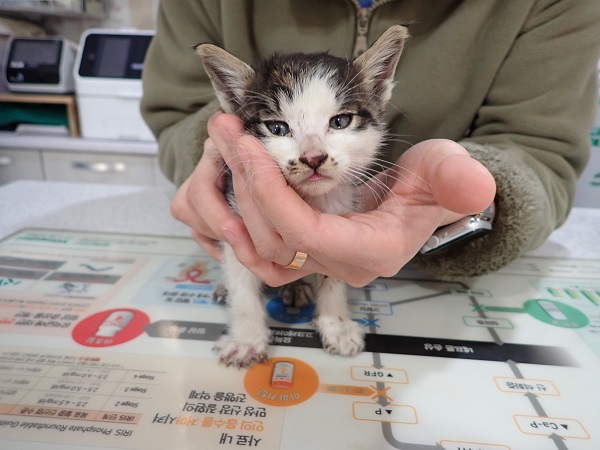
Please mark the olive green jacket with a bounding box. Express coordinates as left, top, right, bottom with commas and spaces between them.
141, 0, 600, 279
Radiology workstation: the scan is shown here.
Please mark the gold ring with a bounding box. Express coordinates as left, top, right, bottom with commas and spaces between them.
284, 251, 308, 270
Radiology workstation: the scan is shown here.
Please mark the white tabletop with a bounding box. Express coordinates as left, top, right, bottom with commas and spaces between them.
1, 180, 599, 261
0, 180, 599, 450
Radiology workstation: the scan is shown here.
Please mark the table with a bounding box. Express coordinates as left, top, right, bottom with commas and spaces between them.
1, 180, 599, 257
0, 180, 187, 240
0, 180, 599, 450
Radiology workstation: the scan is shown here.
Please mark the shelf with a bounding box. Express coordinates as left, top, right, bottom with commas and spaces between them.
0, 92, 80, 137
0, 0, 108, 20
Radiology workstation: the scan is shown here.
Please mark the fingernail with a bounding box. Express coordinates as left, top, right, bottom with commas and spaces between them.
221, 227, 237, 244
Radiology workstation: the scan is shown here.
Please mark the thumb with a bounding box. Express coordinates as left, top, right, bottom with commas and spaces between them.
418, 140, 496, 215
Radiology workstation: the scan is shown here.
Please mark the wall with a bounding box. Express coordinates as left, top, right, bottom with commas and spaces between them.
2, 2, 599, 206
45, 0, 159, 41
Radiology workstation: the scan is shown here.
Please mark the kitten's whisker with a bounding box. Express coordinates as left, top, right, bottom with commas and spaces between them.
366, 168, 429, 196
243, 166, 287, 199
382, 135, 416, 148
350, 176, 388, 209
345, 168, 399, 212
211, 154, 246, 184
369, 158, 432, 190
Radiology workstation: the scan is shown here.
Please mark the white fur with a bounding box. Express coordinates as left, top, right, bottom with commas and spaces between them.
213, 244, 271, 367
313, 276, 365, 355
261, 71, 383, 213
212, 73, 380, 368
202, 26, 408, 368
213, 70, 384, 368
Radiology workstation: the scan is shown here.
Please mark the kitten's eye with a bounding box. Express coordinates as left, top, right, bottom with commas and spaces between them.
265, 121, 290, 136
329, 114, 352, 130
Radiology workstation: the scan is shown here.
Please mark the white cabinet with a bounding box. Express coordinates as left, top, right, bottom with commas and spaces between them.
153, 158, 174, 189
0, 148, 44, 184
43, 151, 155, 185
0, 133, 170, 187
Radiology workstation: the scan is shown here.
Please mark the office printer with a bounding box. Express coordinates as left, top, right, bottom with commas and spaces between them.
74, 29, 154, 141
4, 36, 76, 93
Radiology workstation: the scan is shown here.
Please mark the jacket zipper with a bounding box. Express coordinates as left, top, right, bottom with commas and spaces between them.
350, 0, 397, 58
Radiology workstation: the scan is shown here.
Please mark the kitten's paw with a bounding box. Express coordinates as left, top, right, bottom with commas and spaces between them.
279, 280, 314, 308
213, 336, 269, 369
213, 284, 228, 305
314, 317, 365, 356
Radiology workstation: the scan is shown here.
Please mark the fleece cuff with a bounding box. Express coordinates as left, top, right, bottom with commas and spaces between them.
411, 142, 551, 280
158, 98, 222, 187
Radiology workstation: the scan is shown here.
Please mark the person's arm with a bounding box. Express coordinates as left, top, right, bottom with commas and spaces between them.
413, 0, 600, 279
158, 0, 600, 287
141, 0, 222, 186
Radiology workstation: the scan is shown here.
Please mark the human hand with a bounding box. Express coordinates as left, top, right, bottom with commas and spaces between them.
178, 112, 496, 287
170, 112, 248, 260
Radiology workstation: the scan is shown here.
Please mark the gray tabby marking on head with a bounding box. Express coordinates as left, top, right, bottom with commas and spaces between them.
195, 25, 408, 204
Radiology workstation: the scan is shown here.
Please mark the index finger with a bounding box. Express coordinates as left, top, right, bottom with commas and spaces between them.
237, 134, 323, 250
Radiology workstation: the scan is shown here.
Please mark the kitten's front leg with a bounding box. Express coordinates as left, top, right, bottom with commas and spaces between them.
213, 244, 271, 368
279, 278, 314, 308
313, 276, 365, 356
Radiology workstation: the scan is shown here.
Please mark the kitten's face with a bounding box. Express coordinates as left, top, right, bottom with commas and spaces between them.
242, 57, 385, 197
196, 26, 408, 198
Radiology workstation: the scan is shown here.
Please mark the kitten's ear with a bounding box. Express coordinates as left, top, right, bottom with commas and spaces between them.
353, 25, 409, 104
195, 44, 255, 114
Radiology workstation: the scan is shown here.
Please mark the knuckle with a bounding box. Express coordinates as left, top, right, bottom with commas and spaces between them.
203, 137, 216, 152
233, 255, 286, 287
260, 272, 286, 288
232, 252, 266, 280
187, 177, 206, 198
379, 263, 401, 278
366, 245, 404, 277
347, 273, 377, 288
372, 259, 401, 278
170, 198, 185, 222
254, 242, 278, 262
283, 234, 314, 256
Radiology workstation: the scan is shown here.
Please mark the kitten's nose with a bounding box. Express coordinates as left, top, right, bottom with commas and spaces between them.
299, 154, 327, 170
299, 135, 327, 170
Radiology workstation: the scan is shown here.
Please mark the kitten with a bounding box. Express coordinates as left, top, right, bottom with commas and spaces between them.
195, 25, 408, 368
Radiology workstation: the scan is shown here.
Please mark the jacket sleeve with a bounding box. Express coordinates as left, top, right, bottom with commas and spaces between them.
413, 0, 600, 279
140, 0, 222, 186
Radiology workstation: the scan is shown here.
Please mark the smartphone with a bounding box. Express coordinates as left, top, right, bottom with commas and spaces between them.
420, 203, 495, 255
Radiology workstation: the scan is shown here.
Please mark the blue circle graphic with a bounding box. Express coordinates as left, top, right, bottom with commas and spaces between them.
266, 297, 315, 324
